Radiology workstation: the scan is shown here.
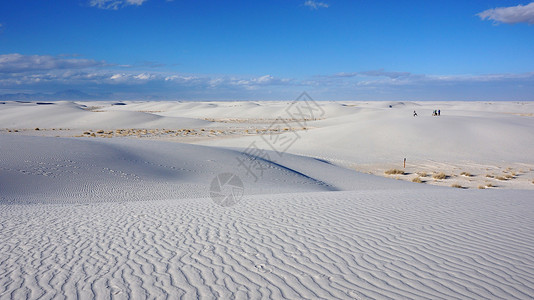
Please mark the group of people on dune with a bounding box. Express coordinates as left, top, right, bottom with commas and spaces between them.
413, 109, 441, 117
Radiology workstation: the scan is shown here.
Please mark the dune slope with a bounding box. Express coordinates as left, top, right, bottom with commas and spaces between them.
1, 189, 533, 299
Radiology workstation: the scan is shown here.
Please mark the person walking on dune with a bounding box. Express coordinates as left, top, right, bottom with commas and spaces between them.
413, 110, 418, 117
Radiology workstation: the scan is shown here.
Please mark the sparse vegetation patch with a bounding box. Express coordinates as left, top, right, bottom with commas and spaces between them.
385, 169, 405, 175
412, 177, 423, 183
433, 172, 447, 180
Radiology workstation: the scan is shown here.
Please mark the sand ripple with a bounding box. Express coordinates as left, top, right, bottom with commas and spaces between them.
1, 189, 533, 299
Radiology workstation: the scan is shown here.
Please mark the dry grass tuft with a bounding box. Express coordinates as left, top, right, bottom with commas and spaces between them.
495, 176, 507, 181
460, 171, 472, 177
412, 177, 423, 183
451, 184, 463, 189
433, 172, 447, 180
486, 183, 494, 188
478, 185, 486, 189
417, 172, 428, 177
486, 174, 494, 178
385, 169, 405, 175
504, 174, 514, 179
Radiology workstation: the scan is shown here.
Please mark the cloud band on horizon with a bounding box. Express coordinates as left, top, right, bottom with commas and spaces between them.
1, 53, 533, 101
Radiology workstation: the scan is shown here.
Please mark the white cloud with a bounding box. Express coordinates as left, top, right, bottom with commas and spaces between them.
310, 70, 534, 88
0, 53, 105, 73
478, 2, 534, 24
89, 0, 149, 10
334, 69, 412, 79
304, 0, 329, 10
0, 64, 293, 95
230, 75, 292, 87
110, 74, 124, 80
133, 73, 154, 80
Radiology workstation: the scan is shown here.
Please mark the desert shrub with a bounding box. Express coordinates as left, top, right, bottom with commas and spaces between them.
417, 172, 428, 177
385, 169, 405, 175
486, 183, 494, 188
433, 172, 447, 180
496, 176, 507, 181
412, 177, 423, 183
504, 174, 514, 179
486, 174, 494, 178
478, 185, 485, 189
460, 171, 471, 177
451, 184, 463, 188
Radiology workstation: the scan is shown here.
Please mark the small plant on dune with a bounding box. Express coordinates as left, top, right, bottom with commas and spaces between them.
486, 183, 494, 188
451, 184, 463, 189
417, 172, 428, 177
504, 174, 514, 179
532, 180, 534, 184
486, 174, 494, 178
433, 172, 447, 180
496, 176, 507, 181
385, 169, 405, 175
460, 171, 472, 177
478, 185, 485, 189
412, 177, 423, 183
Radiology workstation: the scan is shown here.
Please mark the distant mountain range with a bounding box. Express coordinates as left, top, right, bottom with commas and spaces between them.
0, 90, 107, 101
0, 90, 175, 101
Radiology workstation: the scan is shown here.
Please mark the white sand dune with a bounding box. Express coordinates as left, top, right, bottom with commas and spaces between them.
0, 101, 209, 129
1, 100, 534, 299
1, 190, 533, 299
0, 135, 417, 204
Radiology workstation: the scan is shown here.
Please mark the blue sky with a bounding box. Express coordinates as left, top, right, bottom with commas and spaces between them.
1, 0, 533, 100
